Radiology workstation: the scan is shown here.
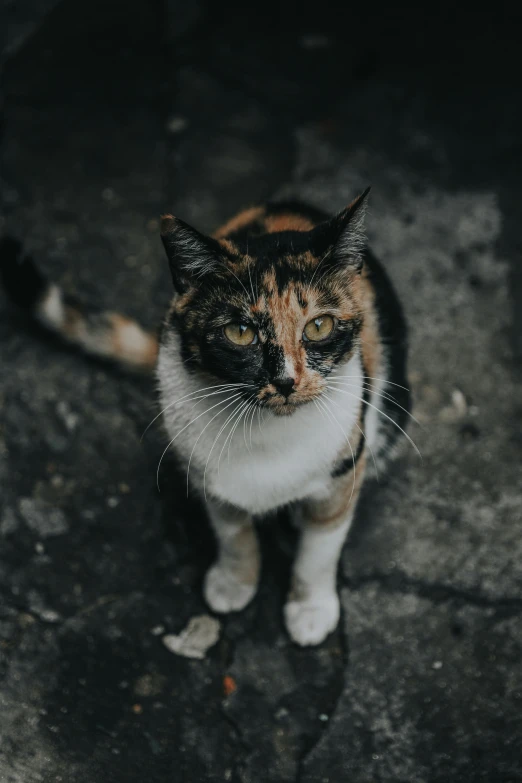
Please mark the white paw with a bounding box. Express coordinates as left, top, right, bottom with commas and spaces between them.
203, 563, 257, 613
284, 592, 340, 646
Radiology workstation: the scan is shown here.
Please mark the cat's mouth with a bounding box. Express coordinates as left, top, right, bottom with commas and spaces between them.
260, 393, 314, 416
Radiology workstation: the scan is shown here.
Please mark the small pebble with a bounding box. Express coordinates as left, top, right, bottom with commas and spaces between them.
39, 609, 61, 623
163, 615, 221, 660
319, 713, 329, 722
107, 497, 120, 509
223, 675, 236, 697
300, 33, 330, 49
166, 115, 188, 133
451, 388, 468, 416
432, 660, 443, 670
150, 625, 165, 636
19, 498, 69, 537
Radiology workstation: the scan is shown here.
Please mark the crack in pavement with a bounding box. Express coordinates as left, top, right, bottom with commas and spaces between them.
294, 619, 350, 783
342, 571, 522, 612
292, 566, 522, 782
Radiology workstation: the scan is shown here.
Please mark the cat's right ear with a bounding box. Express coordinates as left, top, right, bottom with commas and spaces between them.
161, 215, 219, 292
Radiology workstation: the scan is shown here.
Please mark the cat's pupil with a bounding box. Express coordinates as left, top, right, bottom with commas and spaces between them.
314, 319, 323, 330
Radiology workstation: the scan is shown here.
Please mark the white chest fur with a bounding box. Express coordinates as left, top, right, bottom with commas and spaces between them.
157, 336, 365, 515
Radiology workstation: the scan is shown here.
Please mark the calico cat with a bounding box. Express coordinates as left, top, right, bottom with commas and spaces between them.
0, 189, 411, 645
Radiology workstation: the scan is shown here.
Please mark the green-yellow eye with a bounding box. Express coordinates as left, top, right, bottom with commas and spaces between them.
224, 323, 258, 346
303, 315, 335, 342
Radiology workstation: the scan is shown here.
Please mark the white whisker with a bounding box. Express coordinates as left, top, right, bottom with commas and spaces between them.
156, 391, 247, 491
215, 395, 254, 480
203, 396, 247, 498
327, 386, 422, 460
327, 379, 420, 427
185, 392, 246, 496
323, 389, 380, 480
330, 371, 410, 393
316, 396, 357, 502
249, 399, 259, 451
226, 394, 256, 465
141, 382, 250, 441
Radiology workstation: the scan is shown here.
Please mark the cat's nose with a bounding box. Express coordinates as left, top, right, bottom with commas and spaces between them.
273, 377, 295, 398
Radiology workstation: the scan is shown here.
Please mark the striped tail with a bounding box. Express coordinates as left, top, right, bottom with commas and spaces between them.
0, 236, 158, 372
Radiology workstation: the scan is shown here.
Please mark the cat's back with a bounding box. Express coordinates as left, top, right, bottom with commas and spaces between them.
212, 201, 329, 241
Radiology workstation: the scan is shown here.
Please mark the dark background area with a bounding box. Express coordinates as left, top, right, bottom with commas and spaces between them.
1, 2, 521, 782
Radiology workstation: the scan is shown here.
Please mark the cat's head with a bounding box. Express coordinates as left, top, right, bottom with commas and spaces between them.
160, 190, 369, 416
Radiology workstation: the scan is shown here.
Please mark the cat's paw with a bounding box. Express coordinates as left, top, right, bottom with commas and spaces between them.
203, 563, 257, 613
284, 593, 340, 646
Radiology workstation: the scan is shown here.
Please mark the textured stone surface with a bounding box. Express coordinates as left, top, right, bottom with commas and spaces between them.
302, 586, 522, 783
0, 2, 521, 782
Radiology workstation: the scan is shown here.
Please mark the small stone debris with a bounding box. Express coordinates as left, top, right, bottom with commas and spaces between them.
102, 187, 116, 202
0, 507, 19, 535
300, 34, 331, 49
38, 608, 61, 623
432, 660, 443, 670
166, 115, 188, 134
56, 401, 79, 433
223, 675, 236, 697
18, 498, 69, 537
439, 388, 469, 422
162, 615, 221, 660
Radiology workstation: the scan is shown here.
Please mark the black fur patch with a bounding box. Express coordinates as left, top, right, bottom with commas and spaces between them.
363, 248, 411, 455
0, 236, 48, 309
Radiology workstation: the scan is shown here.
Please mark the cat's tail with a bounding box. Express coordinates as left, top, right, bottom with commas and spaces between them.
0, 236, 158, 372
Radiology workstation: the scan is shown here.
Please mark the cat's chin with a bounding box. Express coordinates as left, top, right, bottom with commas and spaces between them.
265, 399, 310, 416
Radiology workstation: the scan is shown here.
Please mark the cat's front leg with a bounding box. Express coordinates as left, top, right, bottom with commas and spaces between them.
285, 457, 366, 646
203, 498, 260, 613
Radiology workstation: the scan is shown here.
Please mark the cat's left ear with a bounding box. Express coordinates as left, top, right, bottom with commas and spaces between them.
161, 215, 220, 293
312, 187, 371, 272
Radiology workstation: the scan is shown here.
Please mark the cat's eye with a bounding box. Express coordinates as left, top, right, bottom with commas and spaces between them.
303, 315, 335, 342
224, 323, 258, 346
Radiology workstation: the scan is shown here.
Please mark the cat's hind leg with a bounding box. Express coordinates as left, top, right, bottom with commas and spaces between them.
203, 499, 260, 613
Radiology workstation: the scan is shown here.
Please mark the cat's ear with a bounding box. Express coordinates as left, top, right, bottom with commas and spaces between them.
161, 215, 220, 292
312, 187, 371, 272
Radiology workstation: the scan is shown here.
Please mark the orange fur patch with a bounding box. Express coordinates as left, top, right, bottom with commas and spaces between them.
110, 314, 158, 369
213, 207, 265, 239
304, 453, 367, 528
264, 214, 315, 233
